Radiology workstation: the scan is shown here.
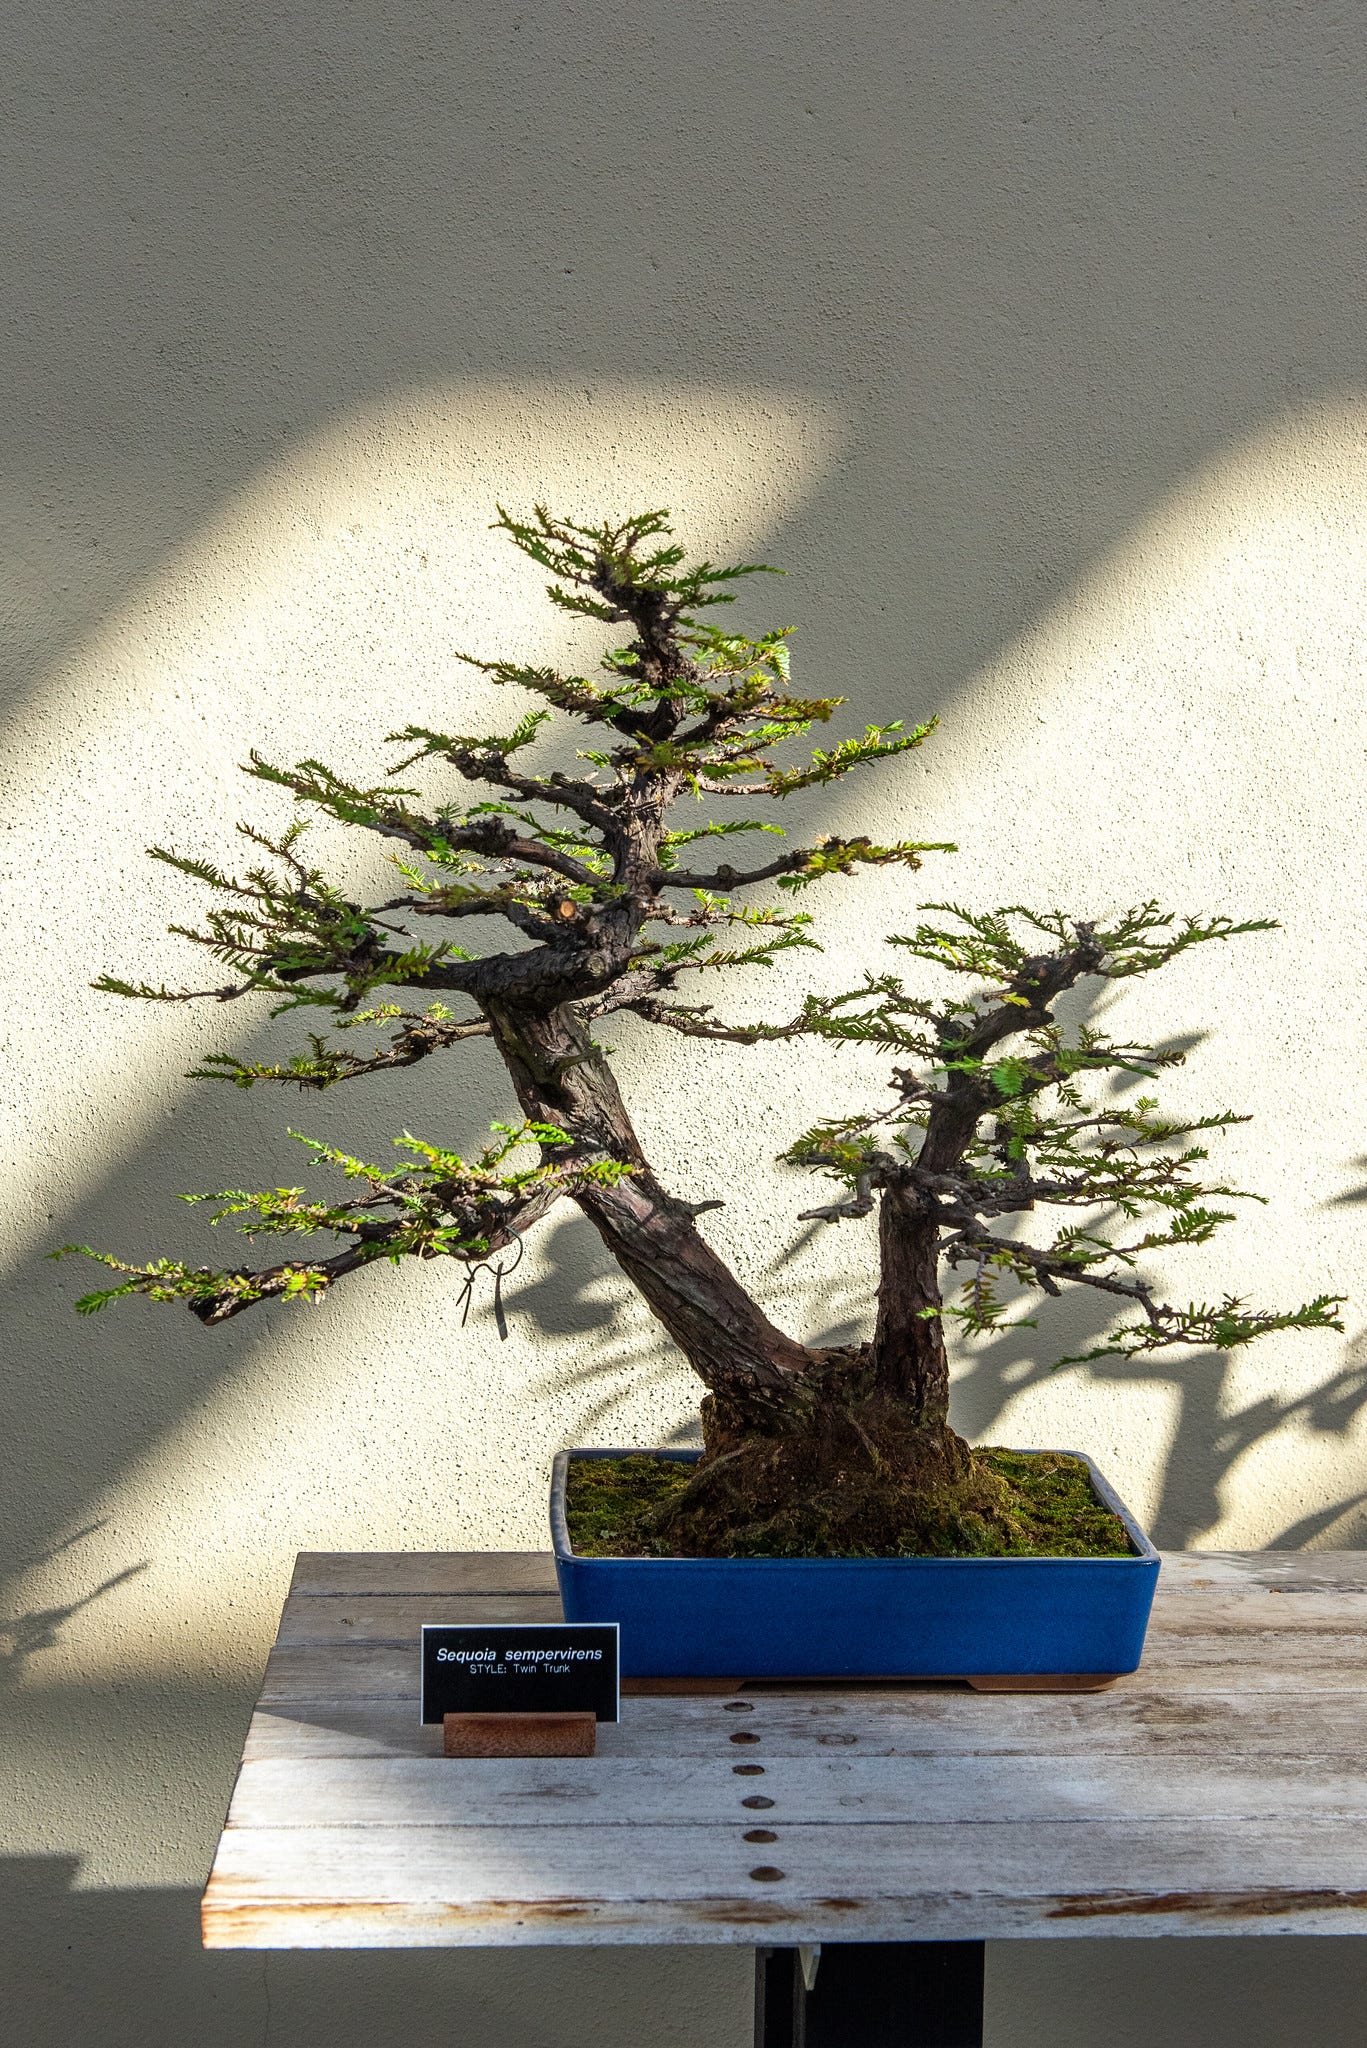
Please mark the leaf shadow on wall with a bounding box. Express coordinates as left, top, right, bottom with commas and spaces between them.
9, 2, 1367, 751
0, 1560, 150, 1697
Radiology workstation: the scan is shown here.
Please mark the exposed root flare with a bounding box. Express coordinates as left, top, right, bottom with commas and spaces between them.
645, 1365, 1023, 1558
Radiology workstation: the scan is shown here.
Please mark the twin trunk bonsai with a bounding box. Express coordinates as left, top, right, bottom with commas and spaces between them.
62, 508, 1343, 1555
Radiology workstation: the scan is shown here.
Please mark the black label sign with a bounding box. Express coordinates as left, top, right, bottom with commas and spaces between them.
421, 1623, 620, 1724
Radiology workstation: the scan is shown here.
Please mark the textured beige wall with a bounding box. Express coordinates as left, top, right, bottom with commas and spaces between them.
5, 3, 1367, 2042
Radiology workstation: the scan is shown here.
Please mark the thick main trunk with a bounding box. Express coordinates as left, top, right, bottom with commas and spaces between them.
484, 998, 814, 1414
871, 1180, 951, 1427
484, 1002, 999, 1555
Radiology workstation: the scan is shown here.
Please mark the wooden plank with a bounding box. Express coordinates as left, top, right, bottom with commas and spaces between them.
1125, 1633, 1367, 1684
1158, 1551, 1367, 1593
223, 1752, 1367, 1830
238, 1687, 1367, 1764
1147, 1589, 1367, 1633
288, 1552, 560, 1598
201, 1816, 1367, 1948
244, 1704, 438, 1760
275, 1592, 561, 1645
260, 1643, 423, 1699
256, 1631, 1367, 1703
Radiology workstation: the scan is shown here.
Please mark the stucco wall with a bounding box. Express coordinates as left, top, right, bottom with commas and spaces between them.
5, 4, 1367, 2042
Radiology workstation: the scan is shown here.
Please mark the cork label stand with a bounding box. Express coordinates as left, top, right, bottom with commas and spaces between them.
442, 1709, 597, 1757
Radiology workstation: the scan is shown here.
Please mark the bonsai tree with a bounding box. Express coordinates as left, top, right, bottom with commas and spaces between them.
59, 509, 1344, 1554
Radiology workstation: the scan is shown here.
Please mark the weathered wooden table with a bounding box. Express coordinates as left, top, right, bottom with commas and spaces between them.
202, 1548, 1367, 2047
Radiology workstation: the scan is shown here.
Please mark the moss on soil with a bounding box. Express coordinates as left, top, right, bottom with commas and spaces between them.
564, 1448, 1135, 1559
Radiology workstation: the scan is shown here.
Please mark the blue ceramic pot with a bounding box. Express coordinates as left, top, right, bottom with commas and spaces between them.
550, 1446, 1160, 1681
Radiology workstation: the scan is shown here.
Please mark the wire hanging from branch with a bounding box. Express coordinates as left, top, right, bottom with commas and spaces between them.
456, 1236, 527, 1341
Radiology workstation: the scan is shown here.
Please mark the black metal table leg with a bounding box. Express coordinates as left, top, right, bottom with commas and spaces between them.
755, 1941, 985, 2047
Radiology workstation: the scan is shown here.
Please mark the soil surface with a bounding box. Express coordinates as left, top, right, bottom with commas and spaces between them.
564, 1447, 1136, 1559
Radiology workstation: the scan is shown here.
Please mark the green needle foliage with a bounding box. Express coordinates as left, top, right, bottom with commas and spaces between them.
57, 504, 1342, 1427
786, 903, 1344, 1364
58, 1123, 633, 1321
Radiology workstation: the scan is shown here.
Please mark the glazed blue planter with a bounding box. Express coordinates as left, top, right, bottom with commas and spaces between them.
551, 1446, 1160, 1681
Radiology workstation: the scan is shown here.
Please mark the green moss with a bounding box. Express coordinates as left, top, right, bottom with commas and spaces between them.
562, 1454, 696, 1557
563, 1448, 1135, 1559
971, 1448, 1136, 1557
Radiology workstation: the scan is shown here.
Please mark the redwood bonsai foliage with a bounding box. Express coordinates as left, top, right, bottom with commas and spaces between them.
60, 509, 1343, 1555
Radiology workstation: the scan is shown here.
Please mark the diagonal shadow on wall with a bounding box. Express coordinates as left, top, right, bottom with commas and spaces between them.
8, 4, 1367, 746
